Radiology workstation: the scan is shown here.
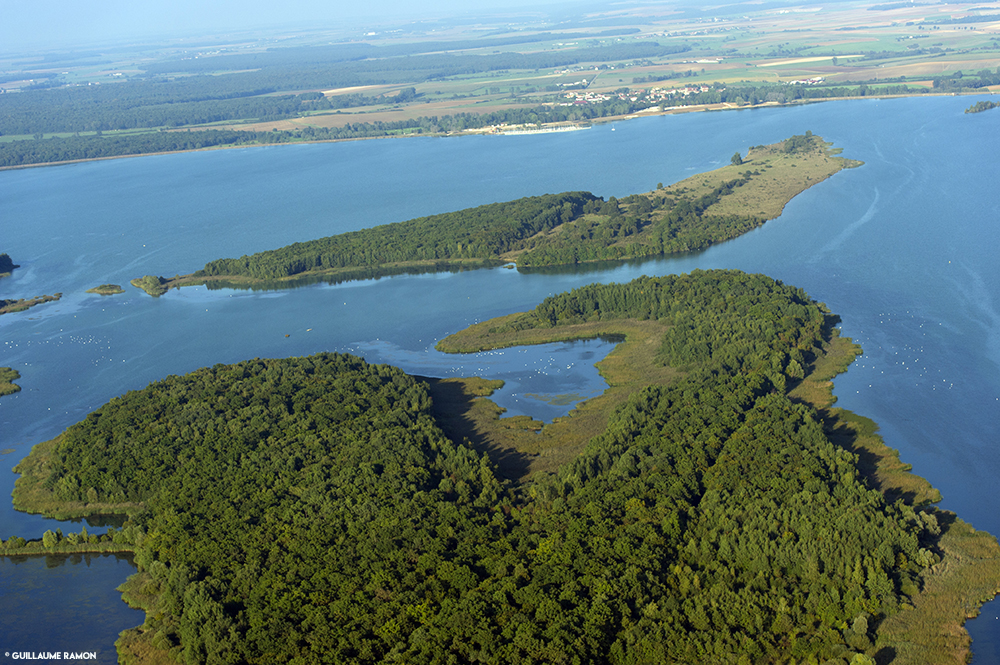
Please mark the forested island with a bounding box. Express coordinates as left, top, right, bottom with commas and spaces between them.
133, 133, 860, 295
86, 283, 125, 295
11, 270, 1000, 664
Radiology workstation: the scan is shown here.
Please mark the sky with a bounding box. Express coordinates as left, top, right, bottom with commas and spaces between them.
0, 0, 588, 54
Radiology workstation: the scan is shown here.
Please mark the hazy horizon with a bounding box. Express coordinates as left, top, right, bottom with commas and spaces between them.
0, 0, 599, 55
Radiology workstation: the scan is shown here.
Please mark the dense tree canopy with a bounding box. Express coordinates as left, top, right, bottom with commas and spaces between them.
22, 270, 941, 664
191, 175, 765, 284
197, 192, 599, 281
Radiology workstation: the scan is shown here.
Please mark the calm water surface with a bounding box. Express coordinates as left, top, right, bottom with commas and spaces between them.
0, 553, 137, 664
1, 96, 998, 659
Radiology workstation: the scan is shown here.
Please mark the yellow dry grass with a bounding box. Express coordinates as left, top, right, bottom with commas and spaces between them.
664, 136, 861, 221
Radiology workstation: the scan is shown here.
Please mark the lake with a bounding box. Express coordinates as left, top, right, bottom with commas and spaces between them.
1, 95, 998, 661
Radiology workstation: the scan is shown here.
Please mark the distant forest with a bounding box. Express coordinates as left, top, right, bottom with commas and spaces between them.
16, 270, 944, 664
1, 29, 996, 168
0, 42, 688, 136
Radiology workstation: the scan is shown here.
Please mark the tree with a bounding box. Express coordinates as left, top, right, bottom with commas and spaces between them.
731, 152, 743, 166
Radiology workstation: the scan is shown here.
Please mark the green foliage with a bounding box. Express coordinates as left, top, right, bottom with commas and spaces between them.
193, 173, 771, 289
514, 177, 760, 267
0, 41, 691, 137
197, 192, 598, 280
783, 132, 817, 154
731, 151, 743, 166
32, 271, 937, 663
0, 366, 21, 397
86, 284, 125, 295
966, 100, 1000, 114
131, 275, 167, 296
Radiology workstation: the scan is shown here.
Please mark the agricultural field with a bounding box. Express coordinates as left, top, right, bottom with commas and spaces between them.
1, 0, 998, 165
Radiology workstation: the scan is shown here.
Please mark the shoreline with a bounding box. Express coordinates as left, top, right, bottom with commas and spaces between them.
132, 134, 858, 296
0, 293, 62, 315
436, 311, 1000, 665
0, 91, 986, 172
9, 287, 1000, 663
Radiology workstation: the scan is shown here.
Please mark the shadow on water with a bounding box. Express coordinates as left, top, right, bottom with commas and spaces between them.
2, 550, 133, 568
203, 260, 504, 292
201, 248, 712, 294
515, 249, 709, 279
819, 412, 929, 507
77, 514, 128, 529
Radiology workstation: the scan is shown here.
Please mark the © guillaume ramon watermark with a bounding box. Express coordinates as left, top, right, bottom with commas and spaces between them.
4, 654, 97, 661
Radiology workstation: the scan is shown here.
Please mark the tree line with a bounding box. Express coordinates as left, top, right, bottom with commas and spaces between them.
190, 166, 768, 285
0, 41, 689, 136
197, 192, 599, 280
17, 270, 941, 664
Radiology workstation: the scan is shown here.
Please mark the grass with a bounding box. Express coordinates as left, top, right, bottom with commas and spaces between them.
86, 283, 124, 295
0, 539, 133, 557
141, 134, 856, 297
0, 366, 21, 397
12, 435, 145, 520
492, 134, 861, 267
876, 516, 1000, 665
436, 308, 1000, 663
116, 573, 181, 665
0, 293, 62, 315
433, 318, 676, 479
663, 136, 862, 220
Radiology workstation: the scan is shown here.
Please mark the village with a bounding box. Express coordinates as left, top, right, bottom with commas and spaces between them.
558, 82, 714, 107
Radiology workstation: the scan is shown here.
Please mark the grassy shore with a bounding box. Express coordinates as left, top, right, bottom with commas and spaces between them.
12, 435, 145, 520
0, 366, 21, 397
792, 336, 1000, 664
86, 283, 125, 295
0, 539, 133, 557
10, 292, 999, 664
115, 573, 181, 665
0, 293, 62, 315
137, 257, 500, 296
437, 311, 1000, 664
431, 318, 676, 479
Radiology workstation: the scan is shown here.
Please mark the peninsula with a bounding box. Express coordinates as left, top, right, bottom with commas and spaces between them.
0, 293, 62, 315
12, 270, 999, 664
0, 367, 21, 397
86, 283, 125, 295
966, 100, 1000, 113
132, 133, 860, 295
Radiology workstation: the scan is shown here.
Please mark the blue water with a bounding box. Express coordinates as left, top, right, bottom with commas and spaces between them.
1, 95, 999, 659
0, 553, 137, 665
